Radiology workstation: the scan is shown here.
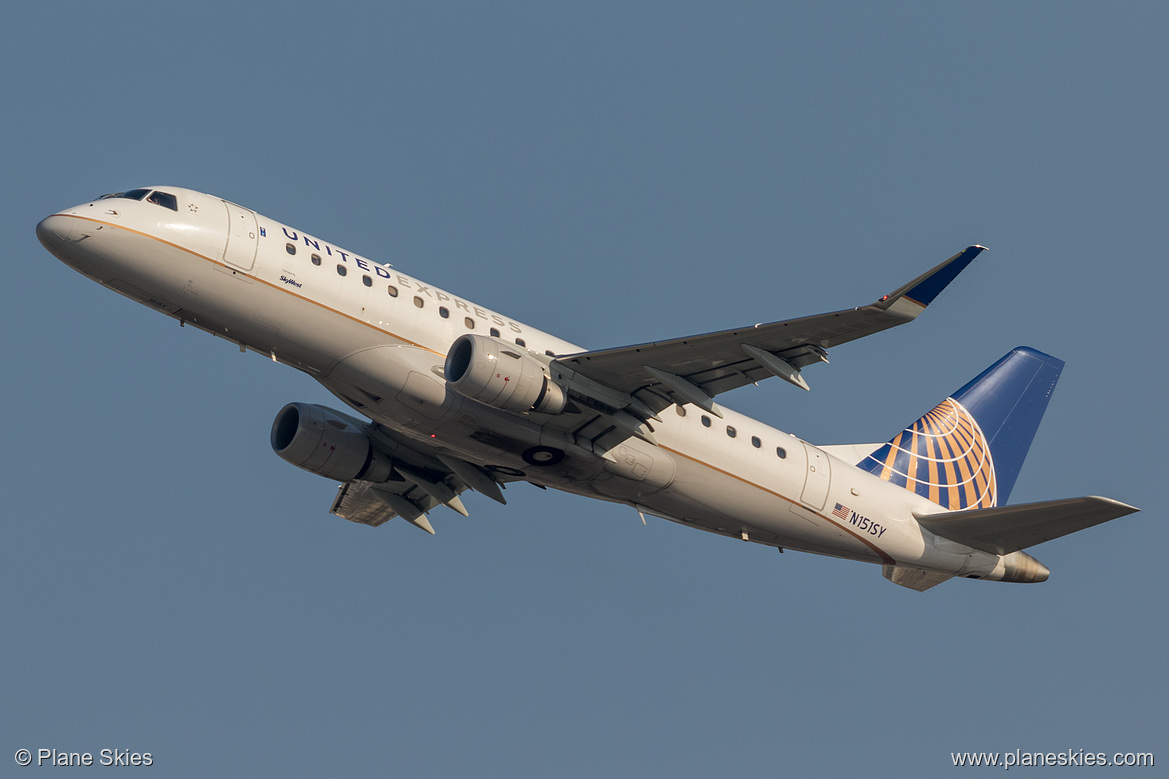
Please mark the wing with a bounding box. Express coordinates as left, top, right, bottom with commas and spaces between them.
551, 246, 984, 417
914, 496, 1140, 555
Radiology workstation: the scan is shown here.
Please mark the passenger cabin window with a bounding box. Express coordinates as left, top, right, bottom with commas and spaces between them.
490, 327, 500, 337
147, 191, 178, 211
701, 415, 711, 428
515, 338, 526, 347
387, 285, 399, 297
465, 317, 475, 329
439, 306, 450, 319
311, 253, 322, 266
414, 296, 424, 308
751, 436, 762, 448
776, 447, 787, 459
726, 426, 737, 438
336, 264, 347, 276
362, 275, 372, 287
286, 243, 296, 255
676, 405, 686, 417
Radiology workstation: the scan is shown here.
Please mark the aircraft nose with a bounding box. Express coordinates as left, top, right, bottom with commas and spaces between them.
36, 214, 74, 251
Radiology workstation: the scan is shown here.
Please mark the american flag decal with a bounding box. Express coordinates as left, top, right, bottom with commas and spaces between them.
832, 503, 851, 521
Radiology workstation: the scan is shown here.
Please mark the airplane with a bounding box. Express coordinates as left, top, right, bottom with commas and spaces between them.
36, 186, 1139, 590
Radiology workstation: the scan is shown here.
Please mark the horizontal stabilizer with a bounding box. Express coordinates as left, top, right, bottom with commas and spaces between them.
882, 565, 954, 591
915, 496, 1139, 555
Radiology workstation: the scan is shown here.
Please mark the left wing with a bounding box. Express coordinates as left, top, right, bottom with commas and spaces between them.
552, 246, 984, 417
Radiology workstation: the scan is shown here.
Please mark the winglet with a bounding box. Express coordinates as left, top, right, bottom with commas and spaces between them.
873, 245, 986, 320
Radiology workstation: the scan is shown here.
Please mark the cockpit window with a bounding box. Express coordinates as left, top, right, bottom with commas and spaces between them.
100, 189, 151, 201
147, 191, 178, 211
96, 188, 177, 210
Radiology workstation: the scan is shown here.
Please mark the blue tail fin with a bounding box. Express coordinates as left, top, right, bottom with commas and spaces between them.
858, 347, 1064, 508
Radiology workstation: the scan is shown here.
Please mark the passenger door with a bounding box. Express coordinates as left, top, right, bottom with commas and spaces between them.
222, 201, 258, 271
800, 442, 831, 510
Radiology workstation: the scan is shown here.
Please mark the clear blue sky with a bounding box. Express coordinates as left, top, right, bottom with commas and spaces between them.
4, 3, 1164, 775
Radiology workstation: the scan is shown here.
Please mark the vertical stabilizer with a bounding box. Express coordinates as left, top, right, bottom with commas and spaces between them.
858, 347, 1064, 508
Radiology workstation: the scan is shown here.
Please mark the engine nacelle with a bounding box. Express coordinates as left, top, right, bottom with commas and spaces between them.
444, 334, 567, 414
270, 402, 394, 482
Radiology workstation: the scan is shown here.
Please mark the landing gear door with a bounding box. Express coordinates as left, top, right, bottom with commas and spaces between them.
222, 201, 258, 271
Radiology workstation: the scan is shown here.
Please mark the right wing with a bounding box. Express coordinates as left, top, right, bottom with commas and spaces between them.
552, 246, 985, 418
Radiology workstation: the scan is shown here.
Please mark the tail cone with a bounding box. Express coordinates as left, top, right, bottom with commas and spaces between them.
992, 550, 1050, 583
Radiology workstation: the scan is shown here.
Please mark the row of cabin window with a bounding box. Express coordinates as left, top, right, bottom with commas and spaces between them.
675, 404, 788, 459
288, 242, 551, 354
286, 242, 776, 448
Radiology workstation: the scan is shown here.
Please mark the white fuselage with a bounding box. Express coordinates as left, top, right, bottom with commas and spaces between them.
37, 186, 1020, 580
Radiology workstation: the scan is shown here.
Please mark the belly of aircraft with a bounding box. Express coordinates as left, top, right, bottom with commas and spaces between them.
630, 455, 887, 561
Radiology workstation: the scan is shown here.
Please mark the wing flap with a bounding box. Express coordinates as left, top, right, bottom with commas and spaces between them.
331, 481, 404, 527
332, 479, 454, 533
915, 496, 1139, 555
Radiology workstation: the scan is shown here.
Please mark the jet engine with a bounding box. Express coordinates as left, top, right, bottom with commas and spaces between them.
444, 334, 566, 414
270, 402, 394, 482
